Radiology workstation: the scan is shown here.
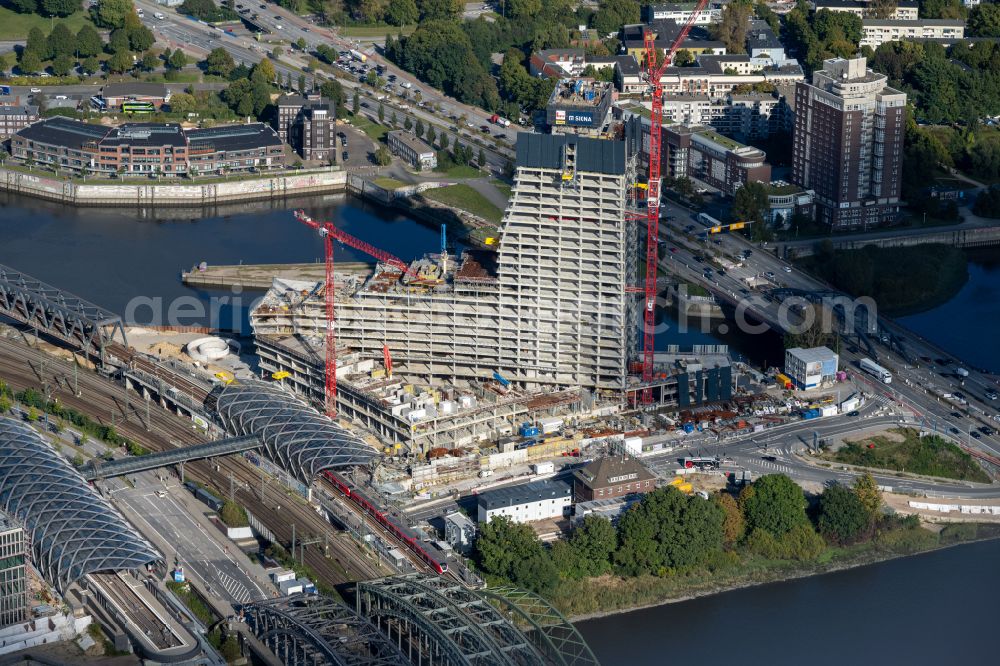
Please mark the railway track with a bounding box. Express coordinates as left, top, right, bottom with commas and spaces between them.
92, 572, 180, 650
0, 336, 387, 588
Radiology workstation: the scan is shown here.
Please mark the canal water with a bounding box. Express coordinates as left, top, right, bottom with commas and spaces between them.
1, 192, 996, 663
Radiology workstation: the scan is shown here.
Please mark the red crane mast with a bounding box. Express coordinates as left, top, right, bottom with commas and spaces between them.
641, 0, 710, 404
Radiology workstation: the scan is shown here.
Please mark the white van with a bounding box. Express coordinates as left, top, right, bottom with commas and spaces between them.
154, 12, 165, 19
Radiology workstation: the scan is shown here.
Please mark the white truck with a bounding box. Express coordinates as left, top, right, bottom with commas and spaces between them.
350, 49, 367, 63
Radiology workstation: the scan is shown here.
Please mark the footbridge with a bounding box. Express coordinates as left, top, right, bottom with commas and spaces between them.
0, 263, 128, 363
81, 435, 262, 481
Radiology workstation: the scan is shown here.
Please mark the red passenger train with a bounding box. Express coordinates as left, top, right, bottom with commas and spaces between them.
321, 471, 449, 574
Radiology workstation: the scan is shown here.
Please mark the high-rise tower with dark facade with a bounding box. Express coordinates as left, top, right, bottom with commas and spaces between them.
792, 57, 906, 229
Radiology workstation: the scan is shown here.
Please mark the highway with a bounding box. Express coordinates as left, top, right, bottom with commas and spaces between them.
0, 333, 388, 590
654, 196, 1000, 468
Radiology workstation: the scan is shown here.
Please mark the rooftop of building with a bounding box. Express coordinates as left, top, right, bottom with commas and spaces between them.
0, 104, 38, 116
187, 122, 283, 150
535, 47, 586, 60
786, 346, 838, 363
277, 93, 333, 111
622, 20, 723, 49
102, 122, 186, 147
477, 479, 572, 511
816, 0, 917, 6
615, 54, 641, 76
101, 82, 169, 98
768, 180, 806, 195
668, 124, 748, 151
573, 454, 656, 489
863, 18, 966, 26
388, 129, 435, 155
746, 20, 783, 50
547, 78, 613, 108
14, 116, 110, 149
516, 132, 626, 175
648, 2, 707, 11
445, 511, 476, 528
664, 93, 714, 102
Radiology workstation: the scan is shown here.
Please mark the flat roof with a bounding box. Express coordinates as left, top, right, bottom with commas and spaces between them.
863, 18, 966, 26
477, 479, 572, 511
14, 116, 109, 150
188, 123, 283, 151
102, 82, 169, 98
103, 123, 186, 147
388, 129, 435, 156
786, 346, 838, 364
516, 133, 625, 175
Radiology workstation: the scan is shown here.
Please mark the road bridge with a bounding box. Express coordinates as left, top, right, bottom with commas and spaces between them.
0, 263, 128, 364
82, 435, 261, 481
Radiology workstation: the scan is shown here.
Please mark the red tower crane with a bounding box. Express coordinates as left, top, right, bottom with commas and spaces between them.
294, 209, 424, 417
640, 0, 710, 404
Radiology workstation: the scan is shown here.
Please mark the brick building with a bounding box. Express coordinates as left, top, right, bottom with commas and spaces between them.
792, 57, 906, 229
572, 455, 657, 502
0, 104, 39, 139
275, 94, 337, 162
664, 124, 771, 195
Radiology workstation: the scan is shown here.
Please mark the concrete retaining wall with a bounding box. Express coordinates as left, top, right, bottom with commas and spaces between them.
0, 167, 347, 206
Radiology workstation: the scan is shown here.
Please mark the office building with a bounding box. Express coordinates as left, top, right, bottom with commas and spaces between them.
792, 57, 906, 229
476, 480, 572, 524
0, 105, 39, 139
443, 512, 476, 551
545, 79, 615, 137
784, 346, 839, 389
275, 94, 337, 161
387, 130, 437, 170
10, 117, 285, 176
0, 513, 28, 628
664, 124, 771, 195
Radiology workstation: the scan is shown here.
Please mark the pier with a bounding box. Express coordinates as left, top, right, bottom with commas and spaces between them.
181, 262, 374, 290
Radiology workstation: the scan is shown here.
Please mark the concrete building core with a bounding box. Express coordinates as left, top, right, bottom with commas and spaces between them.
251, 133, 637, 451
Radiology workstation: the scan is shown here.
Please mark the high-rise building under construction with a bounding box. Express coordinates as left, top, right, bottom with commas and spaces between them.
253, 133, 635, 396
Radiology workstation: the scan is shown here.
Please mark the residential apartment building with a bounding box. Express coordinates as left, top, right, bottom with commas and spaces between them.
645, 2, 722, 25
0, 513, 27, 628
792, 57, 907, 229
387, 130, 436, 170
11, 117, 285, 176
860, 19, 966, 48
275, 94, 337, 161
664, 124, 772, 195
815, 0, 919, 20
661, 90, 792, 141
0, 104, 39, 139
621, 21, 727, 60
572, 455, 657, 502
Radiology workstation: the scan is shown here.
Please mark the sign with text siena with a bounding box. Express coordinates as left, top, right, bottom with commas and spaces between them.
555, 109, 594, 127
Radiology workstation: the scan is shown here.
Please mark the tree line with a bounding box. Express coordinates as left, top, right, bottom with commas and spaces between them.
475, 473, 890, 597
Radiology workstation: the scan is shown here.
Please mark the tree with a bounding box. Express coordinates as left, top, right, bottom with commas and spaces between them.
403, 115, 412, 131
169, 92, 197, 115
818, 483, 868, 544
418, 0, 462, 21
507, 0, 542, 20
95, 0, 135, 28
569, 515, 617, 577
733, 181, 770, 225
739, 475, 809, 537
72, 453, 85, 467
591, 0, 640, 36
378, 102, 385, 123
128, 25, 155, 53
714, 2, 753, 54
386, 0, 419, 25
969, 3, 1000, 37
51, 54, 74, 77
19, 51, 44, 76
252, 57, 274, 83
853, 473, 883, 524
0, 52, 12, 76
673, 49, 695, 67
298, 73, 306, 93
475, 516, 546, 582
0, 395, 10, 414
81, 56, 101, 75
866, 0, 898, 19
714, 492, 745, 546
26, 406, 38, 422
439, 132, 449, 150
221, 635, 241, 662
352, 90, 360, 114
374, 145, 392, 165
426, 125, 436, 145
415, 118, 424, 137
295, 37, 307, 51
48, 23, 76, 59
271, 46, 284, 59
204, 47, 236, 77
167, 48, 188, 71
25, 27, 50, 62
220, 500, 249, 527
8, 0, 38, 13
366, 69, 379, 87
76, 25, 104, 58
107, 29, 130, 55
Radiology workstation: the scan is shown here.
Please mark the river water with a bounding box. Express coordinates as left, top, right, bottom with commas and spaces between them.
577, 539, 1000, 665
1, 192, 997, 662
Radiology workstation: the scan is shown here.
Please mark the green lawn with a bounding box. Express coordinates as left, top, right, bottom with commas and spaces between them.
0, 7, 92, 40
423, 184, 503, 224
374, 177, 405, 189
436, 164, 481, 178
349, 114, 387, 142
492, 180, 512, 199
341, 24, 417, 38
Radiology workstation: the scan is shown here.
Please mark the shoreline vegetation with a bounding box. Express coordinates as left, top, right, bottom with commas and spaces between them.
471, 473, 997, 623
566, 525, 1000, 623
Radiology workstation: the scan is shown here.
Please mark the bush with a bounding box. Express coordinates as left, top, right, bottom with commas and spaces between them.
220, 500, 249, 528
939, 522, 978, 544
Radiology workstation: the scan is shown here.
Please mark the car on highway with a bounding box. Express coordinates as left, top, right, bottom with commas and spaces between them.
480, 125, 490, 132
669, 247, 678, 253
971, 431, 982, 439
342, 151, 348, 161
761, 455, 777, 462
783, 266, 792, 272
29, 87, 41, 93
980, 426, 995, 436
950, 411, 963, 418
987, 390, 998, 400
54, 95, 67, 100
848, 410, 860, 417
949, 426, 961, 435
765, 271, 776, 279
259, 3, 266, 7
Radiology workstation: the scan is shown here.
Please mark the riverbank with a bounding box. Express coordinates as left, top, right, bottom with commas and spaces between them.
0, 166, 347, 207
563, 522, 1000, 622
